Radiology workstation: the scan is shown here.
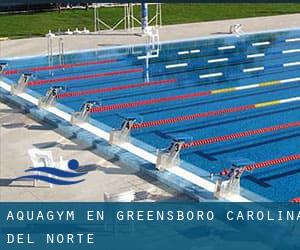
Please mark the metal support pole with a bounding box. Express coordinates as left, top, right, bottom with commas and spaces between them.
141, 3, 148, 33
127, 4, 131, 30
94, 5, 97, 32
159, 4, 162, 27
130, 4, 134, 29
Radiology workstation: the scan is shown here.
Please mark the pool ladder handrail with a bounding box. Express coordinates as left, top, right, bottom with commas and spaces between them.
145, 26, 160, 56
58, 38, 65, 69
46, 33, 54, 76
47, 33, 65, 75
143, 26, 160, 82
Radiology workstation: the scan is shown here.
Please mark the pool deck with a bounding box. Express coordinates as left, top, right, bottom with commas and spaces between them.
0, 14, 299, 202
0, 101, 190, 201
1, 13, 299, 58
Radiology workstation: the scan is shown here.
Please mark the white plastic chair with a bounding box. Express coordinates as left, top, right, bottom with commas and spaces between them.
45, 30, 55, 38
103, 190, 135, 202
28, 148, 56, 188
73, 28, 82, 34
82, 27, 90, 34
65, 29, 73, 35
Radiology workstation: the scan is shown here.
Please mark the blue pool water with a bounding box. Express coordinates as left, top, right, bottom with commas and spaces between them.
2, 28, 300, 201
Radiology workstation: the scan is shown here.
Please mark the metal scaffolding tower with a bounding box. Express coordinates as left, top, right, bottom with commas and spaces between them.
93, 3, 162, 32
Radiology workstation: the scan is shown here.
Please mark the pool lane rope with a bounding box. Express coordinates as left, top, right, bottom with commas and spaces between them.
291, 197, 300, 203
57, 78, 177, 98
181, 121, 300, 149
3, 59, 118, 75
27, 68, 143, 86
220, 154, 300, 175
131, 96, 300, 129
90, 77, 300, 113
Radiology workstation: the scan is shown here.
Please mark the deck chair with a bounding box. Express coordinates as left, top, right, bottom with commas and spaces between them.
103, 190, 135, 202
28, 148, 56, 188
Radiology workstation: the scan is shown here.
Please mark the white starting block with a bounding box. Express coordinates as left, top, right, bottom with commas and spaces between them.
156, 139, 185, 170
109, 115, 141, 145
213, 158, 253, 199
11, 73, 32, 95
71, 101, 99, 124
214, 173, 241, 199
229, 24, 243, 35
0, 62, 7, 74
38, 86, 64, 108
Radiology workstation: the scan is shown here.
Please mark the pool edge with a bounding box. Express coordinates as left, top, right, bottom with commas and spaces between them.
0, 84, 220, 202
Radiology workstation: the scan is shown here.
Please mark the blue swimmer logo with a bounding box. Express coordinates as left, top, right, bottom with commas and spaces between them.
13, 159, 86, 185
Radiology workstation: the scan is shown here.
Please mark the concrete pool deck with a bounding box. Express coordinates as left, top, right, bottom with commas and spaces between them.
0, 14, 299, 201
0, 101, 191, 201
0, 13, 299, 58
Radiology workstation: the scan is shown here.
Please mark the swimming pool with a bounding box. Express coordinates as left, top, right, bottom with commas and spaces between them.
1, 28, 300, 202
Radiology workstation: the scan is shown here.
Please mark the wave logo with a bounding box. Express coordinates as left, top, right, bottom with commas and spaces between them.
13, 159, 87, 185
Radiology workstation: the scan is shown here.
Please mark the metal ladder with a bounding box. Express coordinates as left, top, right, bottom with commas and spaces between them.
58, 38, 65, 69
47, 36, 65, 75
47, 36, 54, 75
144, 27, 160, 81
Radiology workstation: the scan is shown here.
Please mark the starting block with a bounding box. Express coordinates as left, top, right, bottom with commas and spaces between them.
71, 101, 99, 124
229, 24, 243, 35
11, 73, 32, 95
214, 171, 242, 199
214, 158, 254, 199
0, 62, 7, 74
109, 114, 143, 145
38, 86, 65, 108
156, 135, 192, 170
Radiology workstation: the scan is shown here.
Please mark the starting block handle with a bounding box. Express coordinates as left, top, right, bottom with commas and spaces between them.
121, 117, 136, 130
